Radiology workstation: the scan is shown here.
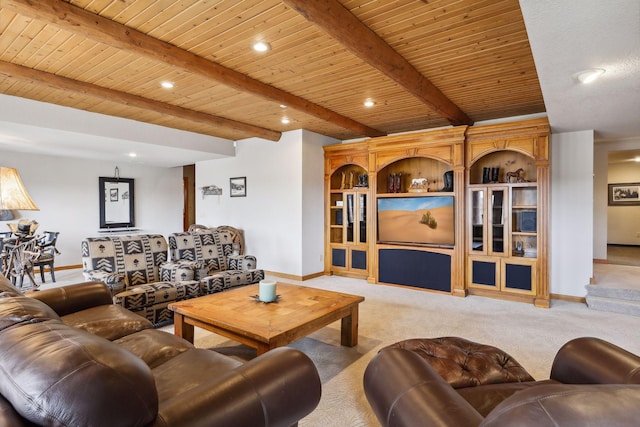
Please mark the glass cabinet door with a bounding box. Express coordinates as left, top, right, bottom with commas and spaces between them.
470, 189, 485, 253
346, 193, 354, 243
489, 188, 506, 255
358, 193, 367, 243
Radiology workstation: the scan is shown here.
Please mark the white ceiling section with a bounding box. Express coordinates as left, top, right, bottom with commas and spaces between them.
1, 1, 639, 167
519, 0, 640, 139
0, 94, 235, 168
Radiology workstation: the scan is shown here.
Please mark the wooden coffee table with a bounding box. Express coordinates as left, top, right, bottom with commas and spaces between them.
168, 282, 365, 355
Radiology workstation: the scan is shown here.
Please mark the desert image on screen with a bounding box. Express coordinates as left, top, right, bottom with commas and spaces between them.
377, 196, 454, 245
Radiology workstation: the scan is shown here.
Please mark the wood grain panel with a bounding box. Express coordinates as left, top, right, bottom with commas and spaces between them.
0, 0, 544, 141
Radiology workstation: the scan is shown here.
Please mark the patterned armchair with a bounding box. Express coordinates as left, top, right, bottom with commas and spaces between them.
166, 228, 264, 295
81, 234, 200, 325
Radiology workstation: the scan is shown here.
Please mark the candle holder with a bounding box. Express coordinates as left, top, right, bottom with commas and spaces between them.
258, 279, 277, 302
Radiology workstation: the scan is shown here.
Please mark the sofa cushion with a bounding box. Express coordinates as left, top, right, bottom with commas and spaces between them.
0, 321, 158, 427
152, 348, 243, 403
0, 295, 60, 331
160, 261, 196, 282
383, 337, 534, 389
82, 235, 168, 289
169, 231, 225, 274
481, 384, 640, 426
228, 254, 257, 270
61, 304, 153, 341
200, 270, 265, 295
114, 281, 201, 311
114, 329, 194, 368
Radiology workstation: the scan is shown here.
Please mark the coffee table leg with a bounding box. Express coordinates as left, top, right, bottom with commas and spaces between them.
340, 305, 359, 347
174, 313, 194, 344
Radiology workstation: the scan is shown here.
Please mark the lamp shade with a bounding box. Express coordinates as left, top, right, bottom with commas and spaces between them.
0, 167, 39, 210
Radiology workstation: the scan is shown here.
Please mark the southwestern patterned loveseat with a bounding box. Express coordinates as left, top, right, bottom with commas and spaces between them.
81, 234, 200, 325
166, 228, 264, 295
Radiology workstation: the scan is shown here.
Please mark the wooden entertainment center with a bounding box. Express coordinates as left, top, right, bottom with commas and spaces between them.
324, 118, 550, 307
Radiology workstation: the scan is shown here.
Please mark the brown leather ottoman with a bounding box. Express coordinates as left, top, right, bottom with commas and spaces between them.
382, 337, 534, 389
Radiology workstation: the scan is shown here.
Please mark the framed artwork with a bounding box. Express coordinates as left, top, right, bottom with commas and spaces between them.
608, 182, 640, 206
99, 177, 135, 228
230, 177, 246, 197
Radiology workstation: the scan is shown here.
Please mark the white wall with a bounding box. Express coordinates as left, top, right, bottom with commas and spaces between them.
593, 142, 609, 260
196, 130, 336, 277
1, 151, 183, 268
550, 130, 594, 297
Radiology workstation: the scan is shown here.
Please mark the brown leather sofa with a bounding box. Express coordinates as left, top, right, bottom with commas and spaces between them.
0, 274, 321, 427
364, 336, 640, 426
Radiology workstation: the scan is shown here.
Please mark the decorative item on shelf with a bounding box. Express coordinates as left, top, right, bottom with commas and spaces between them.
258, 279, 277, 303
340, 171, 346, 190
409, 177, 429, 193
354, 174, 368, 188
348, 171, 355, 189
513, 240, 525, 257
491, 167, 500, 183
201, 185, 222, 198
482, 167, 491, 184
388, 173, 395, 193
506, 168, 526, 183
395, 173, 402, 193
441, 170, 454, 192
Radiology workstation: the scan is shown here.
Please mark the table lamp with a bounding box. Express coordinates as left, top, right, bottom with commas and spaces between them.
0, 167, 39, 211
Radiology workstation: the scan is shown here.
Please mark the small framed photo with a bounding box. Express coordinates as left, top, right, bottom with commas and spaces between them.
608, 183, 640, 205
230, 177, 247, 197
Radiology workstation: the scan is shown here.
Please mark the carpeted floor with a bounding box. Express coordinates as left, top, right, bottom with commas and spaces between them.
49, 269, 640, 426
607, 244, 640, 266
175, 275, 640, 427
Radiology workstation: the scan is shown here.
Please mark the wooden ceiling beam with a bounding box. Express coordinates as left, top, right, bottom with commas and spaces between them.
0, 61, 282, 142
282, 0, 473, 126
3, 0, 385, 138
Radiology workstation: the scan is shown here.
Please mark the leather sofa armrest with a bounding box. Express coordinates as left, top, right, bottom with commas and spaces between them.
364, 348, 483, 427
154, 347, 321, 427
550, 337, 640, 384
227, 254, 257, 271
29, 281, 113, 316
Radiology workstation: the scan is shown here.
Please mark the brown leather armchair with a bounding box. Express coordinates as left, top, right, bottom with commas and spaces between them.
364, 337, 640, 426
0, 274, 321, 427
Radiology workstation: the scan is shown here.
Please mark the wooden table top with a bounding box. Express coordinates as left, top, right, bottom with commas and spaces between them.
169, 282, 365, 343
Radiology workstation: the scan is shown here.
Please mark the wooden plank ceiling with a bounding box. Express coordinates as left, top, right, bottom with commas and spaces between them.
0, 0, 545, 142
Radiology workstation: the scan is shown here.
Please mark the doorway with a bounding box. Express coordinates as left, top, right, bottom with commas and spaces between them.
607, 149, 640, 266
183, 164, 195, 231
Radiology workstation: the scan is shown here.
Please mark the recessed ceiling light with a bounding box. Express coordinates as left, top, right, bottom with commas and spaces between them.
160, 81, 174, 89
281, 117, 290, 125
575, 68, 605, 84
364, 99, 375, 108
252, 41, 271, 52
128, 152, 137, 158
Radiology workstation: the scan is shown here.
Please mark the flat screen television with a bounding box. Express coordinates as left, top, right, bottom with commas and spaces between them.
377, 195, 455, 247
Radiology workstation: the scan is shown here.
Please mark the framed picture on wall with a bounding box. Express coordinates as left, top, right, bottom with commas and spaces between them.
608, 182, 640, 205
230, 177, 246, 197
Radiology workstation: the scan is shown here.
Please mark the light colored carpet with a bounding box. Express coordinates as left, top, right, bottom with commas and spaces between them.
49, 269, 640, 426
607, 244, 640, 266
172, 275, 640, 427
